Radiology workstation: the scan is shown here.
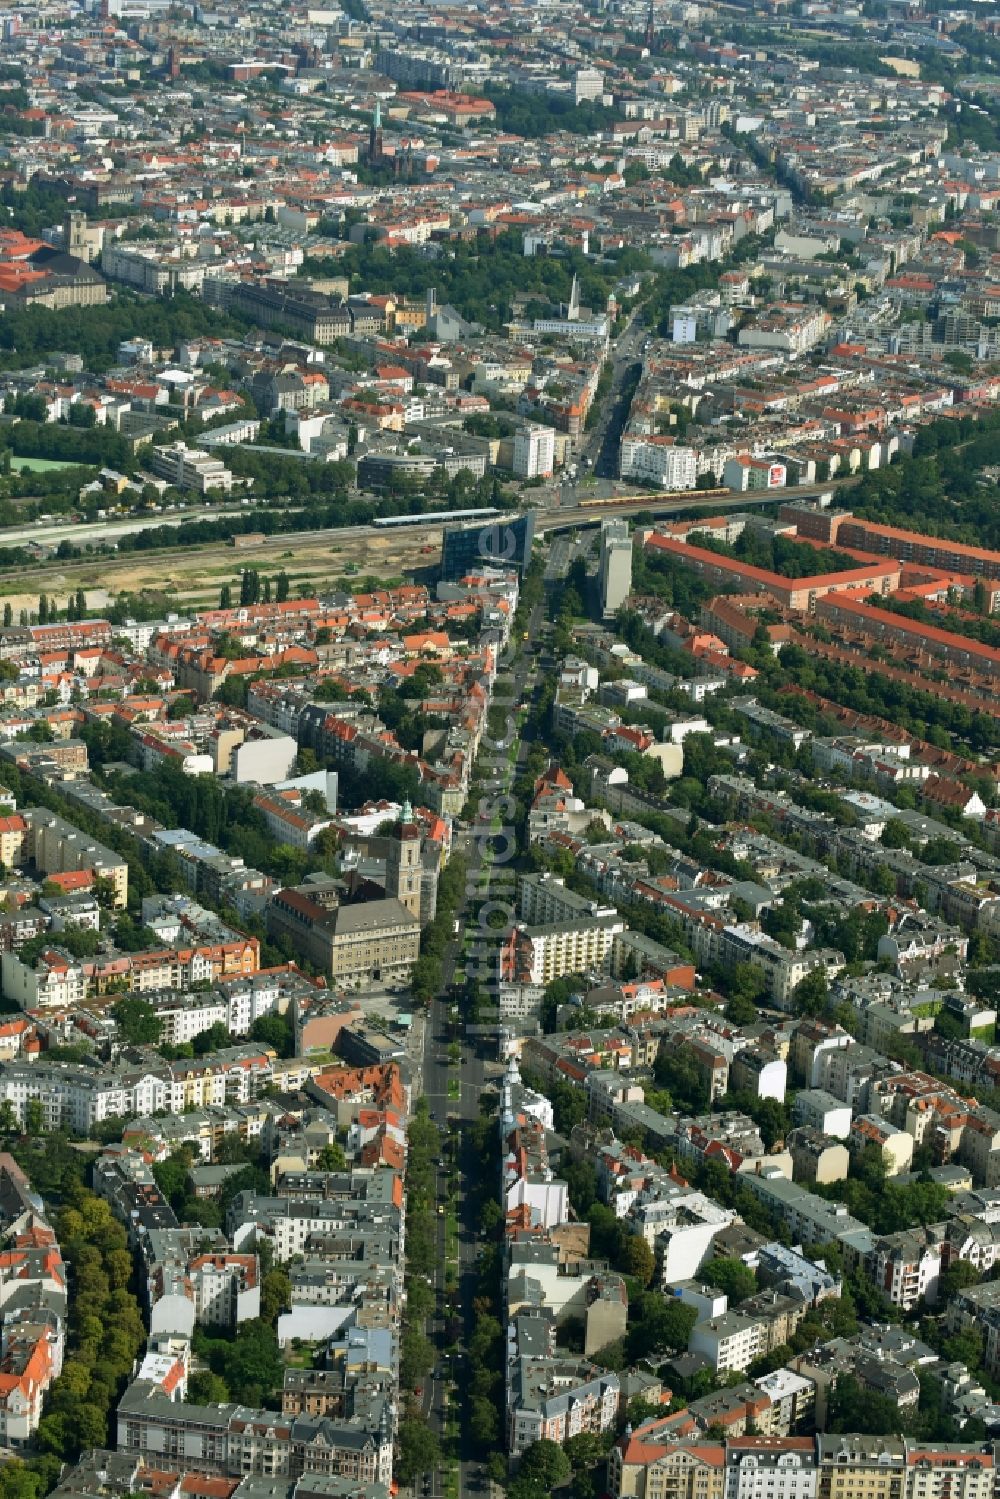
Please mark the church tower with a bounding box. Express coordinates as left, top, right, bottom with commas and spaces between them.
386, 806, 422, 923
368, 101, 383, 165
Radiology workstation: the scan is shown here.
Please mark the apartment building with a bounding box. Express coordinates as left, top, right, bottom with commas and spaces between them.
612, 1434, 910, 1499
216, 280, 352, 344
837, 517, 1000, 586
724, 456, 787, 492
690, 1312, 768, 1374
24, 809, 128, 907
1, 948, 87, 1010
906, 1446, 993, 1499
737, 304, 831, 355
117, 1383, 393, 1486
620, 435, 698, 489
737, 1175, 868, 1252
720, 925, 844, 1007
815, 1437, 906, 1499
0, 1157, 66, 1449
0, 1049, 278, 1133
814, 595, 1000, 683
610, 1431, 727, 1499
500, 914, 625, 985
507, 1357, 620, 1456
226, 1189, 403, 1266
512, 423, 555, 479
630, 1185, 737, 1282
519, 873, 618, 927
644, 533, 900, 613
188, 1255, 260, 1328
726, 1441, 818, 1499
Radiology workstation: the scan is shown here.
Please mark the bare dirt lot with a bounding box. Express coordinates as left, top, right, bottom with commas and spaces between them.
3, 526, 441, 615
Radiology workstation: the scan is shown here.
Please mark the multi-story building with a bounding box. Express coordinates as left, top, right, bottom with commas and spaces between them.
507, 1358, 619, 1456
188, 1255, 260, 1329
610, 1431, 727, 1499
513, 423, 555, 479
726, 1439, 818, 1499
958, 1107, 1000, 1187
267, 888, 420, 988
836, 517, 1000, 587
644, 533, 900, 614
865, 1229, 942, 1311
815, 1437, 906, 1499
212, 280, 352, 344
439, 510, 535, 579
690, 1311, 768, 1374
518, 873, 617, 927
905, 1446, 994, 1499
0, 1156, 66, 1449
620, 436, 698, 489
117, 1383, 393, 1486
24, 809, 128, 907
149, 443, 234, 496
500, 914, 624, 985
612, 1434, 911, 1499
599, 519, 633, 620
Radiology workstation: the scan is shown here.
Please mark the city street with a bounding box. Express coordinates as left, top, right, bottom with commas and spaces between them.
412, 599, 545, 1498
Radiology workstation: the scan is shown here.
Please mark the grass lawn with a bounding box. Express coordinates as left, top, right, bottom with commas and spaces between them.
11, 456, 90, 472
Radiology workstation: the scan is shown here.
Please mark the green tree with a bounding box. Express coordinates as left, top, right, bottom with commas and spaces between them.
701, 1256, 757, 1303
792, 969, 829, 1017
316, 1142, 346, 1171
401, 1328, 435, 1389
153, 1147, 195, 1209
828, 1372, 904, 1434
24, 1099, 44, 1136
396, 1420, 441, 1484
212, 1320, 283, 1407
187, 1370, 229, 1404
192, 1020, 232, 1056
470, 1395, 499, 1447
619, 1233, 656, 1287
724, 990, 759, 1025
249, 1012, 293, 1057
111, 996, 162, 1047
518, 1439, 572, 1489
626, 1292, 698, 1360
259, 1269, 292, 1326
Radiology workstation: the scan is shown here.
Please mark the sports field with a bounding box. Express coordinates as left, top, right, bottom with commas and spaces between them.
10, 456, 88, 473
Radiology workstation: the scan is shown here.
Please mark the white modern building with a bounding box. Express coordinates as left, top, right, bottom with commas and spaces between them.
620, 436, 698, 489
599, 517, 633, 619
150, 442, 235, 494
513, 423, 556, 479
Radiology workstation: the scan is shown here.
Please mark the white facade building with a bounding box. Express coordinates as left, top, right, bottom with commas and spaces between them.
513, 423, 556, 479
620, 436, 698, 489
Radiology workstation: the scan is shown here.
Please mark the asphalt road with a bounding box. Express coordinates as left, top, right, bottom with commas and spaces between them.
413, 604, 545, 1498
581, 312, 646, 480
